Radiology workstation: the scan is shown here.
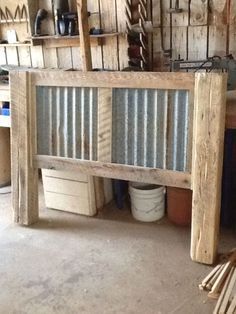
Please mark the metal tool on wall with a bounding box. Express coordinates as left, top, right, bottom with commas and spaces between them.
34, 9, 48, 36
125, 0, 151, 70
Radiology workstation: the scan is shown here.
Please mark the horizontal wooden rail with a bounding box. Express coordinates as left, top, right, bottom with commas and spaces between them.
31, 71, 195, 90
35, 155, 191, 189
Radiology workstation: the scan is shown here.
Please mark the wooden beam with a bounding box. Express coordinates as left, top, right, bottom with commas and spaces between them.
77, 0, 92, 71
191, 73, 227, 264
97, 88, 113, 163
10, 72, 39, 225
31, 71, 195, 91
35, 155, 191, 189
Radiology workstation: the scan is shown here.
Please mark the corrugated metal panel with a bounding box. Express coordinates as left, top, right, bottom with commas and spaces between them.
36, 86, 98, 161
112, 88, 191, 172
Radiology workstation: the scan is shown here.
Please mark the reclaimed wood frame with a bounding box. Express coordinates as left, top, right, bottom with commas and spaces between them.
10, 70, 227, 265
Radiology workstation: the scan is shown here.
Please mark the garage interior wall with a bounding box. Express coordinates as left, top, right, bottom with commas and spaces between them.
0, 0, 235, 70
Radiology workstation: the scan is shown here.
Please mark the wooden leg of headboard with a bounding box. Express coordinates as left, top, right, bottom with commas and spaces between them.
10, 71, 39, 225
191, 73, 227, 264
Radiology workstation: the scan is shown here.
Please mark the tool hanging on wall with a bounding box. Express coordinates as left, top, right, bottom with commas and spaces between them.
125, 0, 151, 70
34, 9, 48, 36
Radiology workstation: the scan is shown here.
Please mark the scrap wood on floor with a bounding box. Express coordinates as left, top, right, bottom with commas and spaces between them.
199, 250, 236, 313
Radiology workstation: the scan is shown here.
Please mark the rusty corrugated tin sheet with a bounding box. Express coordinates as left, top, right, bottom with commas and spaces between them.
112, 89, 191, 172
36, 86, 98, 160
36, 86, 191, 172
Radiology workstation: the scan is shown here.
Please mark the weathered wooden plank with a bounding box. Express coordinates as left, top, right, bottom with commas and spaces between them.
213, 267, 234, 314
209, 0, 227, 26
0, 47, 7, 64
227, 294, 236, 314
98, 88, 112, 162
35, 155, 191, 189
172, 26, 187, 60
6, 47, 19, 65
87, 0, 103, 69
218, 267, 236, 313
188, 26, 208, 59
77, 0, 92, 71
57, 48, 73, 69
116, 0, 129, 70
31, 71, 195, 90
10, 71, 39, 225
208, 25, 227, 57
171, 0, 189, 27
152, 0, 161, 27
97, 88, 113, 162
40, 0, 58, 68
99, 0, 119, 70
18, 46, 32, 67
190, 0, 208, 26
191, 73, 227, 265
229, 1, 236, 55
30, 46, 45, 68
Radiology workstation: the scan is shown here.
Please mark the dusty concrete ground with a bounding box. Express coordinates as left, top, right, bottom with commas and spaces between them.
0, 184, 235, 314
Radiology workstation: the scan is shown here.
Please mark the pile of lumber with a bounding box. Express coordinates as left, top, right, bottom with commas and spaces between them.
199, 250, 236, 313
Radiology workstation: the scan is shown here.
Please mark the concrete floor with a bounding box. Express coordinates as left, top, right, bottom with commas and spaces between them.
0, 185, 235, 314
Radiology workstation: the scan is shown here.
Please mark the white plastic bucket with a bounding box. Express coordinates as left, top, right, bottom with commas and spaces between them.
129, 182, 165, 222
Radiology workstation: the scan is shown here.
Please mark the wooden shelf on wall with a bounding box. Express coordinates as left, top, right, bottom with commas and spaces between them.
31, 32, 122, 49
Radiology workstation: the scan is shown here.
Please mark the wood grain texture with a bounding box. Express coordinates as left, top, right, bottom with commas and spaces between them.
0, 128, 11, 186
10, 71, 39, 225
99, 0, 119, 70
227, 294, 236, 314
35, 155, 191, 189
208, 25, 227, 57
190, 0, 208, 26
188, 26, 208, 59
191, 73, 227, 265
31, 71, 195, 90
171, 0, 189, 27
172, 26, 187, 60
116, 0, 129, 70
97, 88, 112, 162
77, 0, 92, 71
87, 0, 103, 69
40, 0, 58, 68
213, 267, 234, 314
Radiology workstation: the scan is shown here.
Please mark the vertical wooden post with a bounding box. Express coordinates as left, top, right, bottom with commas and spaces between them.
191, 73, 227, 264
10, 72, 39, 225
77, 0, 92, 71
95, 88, 113, 208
